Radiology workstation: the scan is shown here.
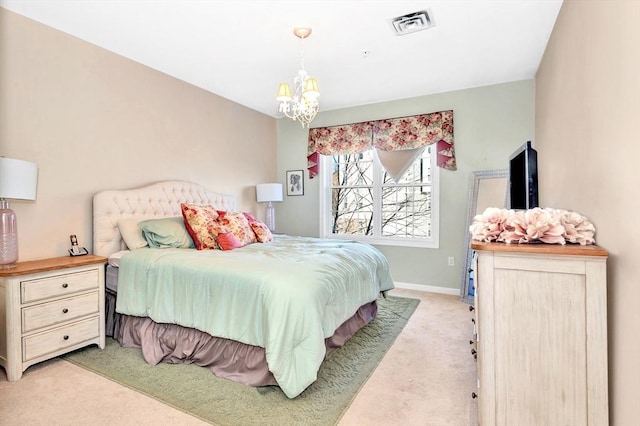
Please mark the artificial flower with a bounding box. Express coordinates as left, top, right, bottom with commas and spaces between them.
554, 209, 596, 245
469, 207, 508, 242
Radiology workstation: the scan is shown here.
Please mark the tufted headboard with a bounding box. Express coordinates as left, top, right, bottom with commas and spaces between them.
93, 180, 237, 257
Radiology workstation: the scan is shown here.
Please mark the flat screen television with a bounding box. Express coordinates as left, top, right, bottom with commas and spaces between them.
509, 141, 538, 210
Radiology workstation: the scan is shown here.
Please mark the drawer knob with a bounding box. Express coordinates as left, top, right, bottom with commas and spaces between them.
469, 305, 475, 312
471, 318, 475, 324
63, 335, 69, 340
471, 349, 477, 355
62, 283, 69, 288
62, 308, 69, 314
469, 340, 474, 345
472, 392, 478, 399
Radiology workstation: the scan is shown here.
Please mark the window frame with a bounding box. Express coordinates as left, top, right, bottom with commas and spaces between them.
319, 146, 440, 248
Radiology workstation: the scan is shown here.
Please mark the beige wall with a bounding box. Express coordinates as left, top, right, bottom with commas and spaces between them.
0, 9, 277, 260
277, 80, 535, 291
535, 1, 640, 423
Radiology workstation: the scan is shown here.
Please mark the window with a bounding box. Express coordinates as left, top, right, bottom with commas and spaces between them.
320, 146, 439, 248
310, 110, 454, 247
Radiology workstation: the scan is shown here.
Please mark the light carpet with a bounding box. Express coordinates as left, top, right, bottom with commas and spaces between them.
63, 295, 419, 426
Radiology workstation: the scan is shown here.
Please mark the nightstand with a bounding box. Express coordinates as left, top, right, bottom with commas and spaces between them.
0, 255, 106, 381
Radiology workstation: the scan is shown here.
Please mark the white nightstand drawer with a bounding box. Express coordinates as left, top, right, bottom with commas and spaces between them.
21, 270, 99, 304
22, 292, 99, 333
22, 316, 100, 362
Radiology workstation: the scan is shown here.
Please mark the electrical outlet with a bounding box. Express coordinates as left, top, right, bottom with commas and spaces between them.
448, 256, 455, 266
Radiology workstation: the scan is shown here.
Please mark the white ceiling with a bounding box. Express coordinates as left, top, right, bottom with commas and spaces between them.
1, 0, 563, 118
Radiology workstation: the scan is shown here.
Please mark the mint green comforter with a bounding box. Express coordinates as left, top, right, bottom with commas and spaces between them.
116, 235, 394, 398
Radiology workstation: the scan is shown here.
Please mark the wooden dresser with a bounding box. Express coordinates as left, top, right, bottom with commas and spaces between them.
0, 255, 106, 381
471, 242, 608, 425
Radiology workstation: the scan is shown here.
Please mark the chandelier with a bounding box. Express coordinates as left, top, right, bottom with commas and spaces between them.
276, 27, 320, 128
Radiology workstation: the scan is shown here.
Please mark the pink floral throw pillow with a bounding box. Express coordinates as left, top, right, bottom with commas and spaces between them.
216, 211, 257, 246
242, 212, 258, 222
249, 220, 273, 243
216, 232, 244, 251
242, 212, 273, 243
180, 203, 220, 250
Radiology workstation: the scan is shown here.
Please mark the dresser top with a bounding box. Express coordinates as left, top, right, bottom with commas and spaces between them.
471, 241, 608, 257
0, 255, 107, 277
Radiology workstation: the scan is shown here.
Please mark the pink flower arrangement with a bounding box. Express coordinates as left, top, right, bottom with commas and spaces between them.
469, 207, 596, 245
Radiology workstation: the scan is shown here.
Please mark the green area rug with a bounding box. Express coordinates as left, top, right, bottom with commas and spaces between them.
63, 295, 419, 426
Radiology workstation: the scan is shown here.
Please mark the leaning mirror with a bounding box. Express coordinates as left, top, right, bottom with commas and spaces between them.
460, 169, 509, 304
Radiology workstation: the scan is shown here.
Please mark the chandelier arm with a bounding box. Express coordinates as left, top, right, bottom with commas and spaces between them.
299, 36, 306, 73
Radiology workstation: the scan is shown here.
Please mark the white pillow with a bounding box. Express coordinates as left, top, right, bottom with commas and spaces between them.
117, 218, 148, 250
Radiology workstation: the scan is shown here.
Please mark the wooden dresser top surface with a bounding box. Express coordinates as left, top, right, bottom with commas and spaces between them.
0, 255, 107, 277
471, 241, 608, 257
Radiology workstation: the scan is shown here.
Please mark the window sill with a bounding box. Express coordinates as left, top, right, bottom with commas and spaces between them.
321, 234, 439, 249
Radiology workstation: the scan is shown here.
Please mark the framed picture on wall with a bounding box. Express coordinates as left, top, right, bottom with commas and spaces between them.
286, 170, 304, 196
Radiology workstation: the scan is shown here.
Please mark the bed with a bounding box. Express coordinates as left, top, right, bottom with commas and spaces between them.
93, 180, 394, 398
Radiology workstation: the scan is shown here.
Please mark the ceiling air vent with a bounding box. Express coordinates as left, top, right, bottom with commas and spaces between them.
390, 10, 434, 36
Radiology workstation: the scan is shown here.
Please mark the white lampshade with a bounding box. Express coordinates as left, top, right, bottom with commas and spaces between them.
0, 157, 38, 200
256, 183, 283, 203
0, 157, 38, 269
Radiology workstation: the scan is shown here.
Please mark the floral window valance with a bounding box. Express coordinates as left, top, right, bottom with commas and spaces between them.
306, 110, 456, 179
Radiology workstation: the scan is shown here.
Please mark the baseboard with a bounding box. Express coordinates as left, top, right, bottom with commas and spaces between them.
393, 281, 460, 296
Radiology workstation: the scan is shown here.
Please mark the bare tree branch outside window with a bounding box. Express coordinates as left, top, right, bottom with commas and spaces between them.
331, 149, 432, 239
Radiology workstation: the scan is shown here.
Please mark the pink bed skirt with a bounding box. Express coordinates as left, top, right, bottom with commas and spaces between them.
115, 301, 378, 388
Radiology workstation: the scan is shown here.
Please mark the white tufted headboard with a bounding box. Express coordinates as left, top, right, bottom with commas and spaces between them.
93, 180, 237, 257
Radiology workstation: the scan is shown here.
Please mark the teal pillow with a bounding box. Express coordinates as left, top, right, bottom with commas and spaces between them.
138, 217, 195, 249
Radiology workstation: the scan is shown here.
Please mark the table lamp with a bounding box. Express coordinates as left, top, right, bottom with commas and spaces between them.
256, 183, 283, 232
0, 157, 38, 269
